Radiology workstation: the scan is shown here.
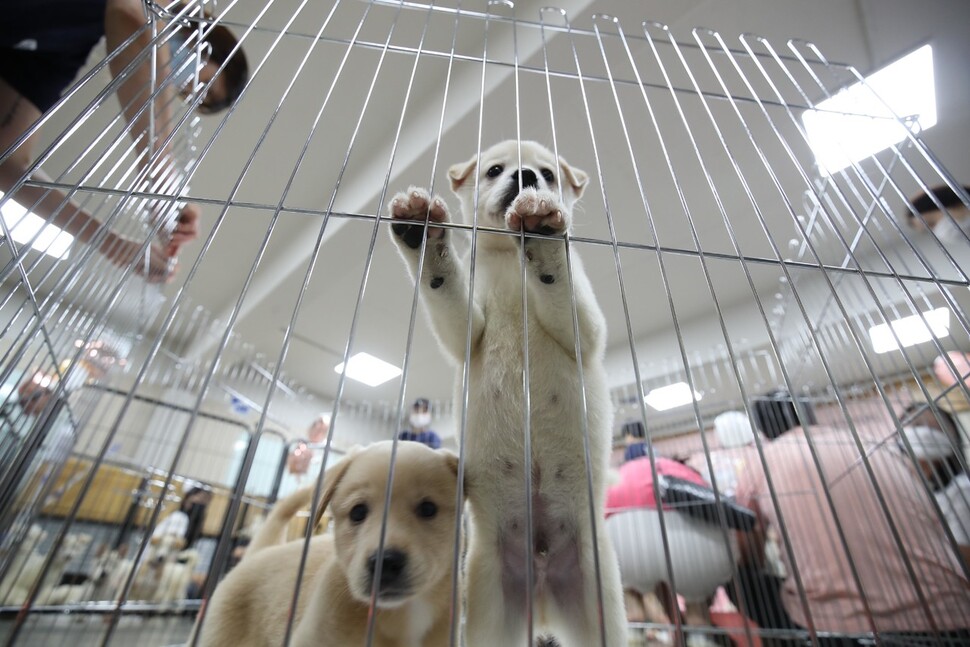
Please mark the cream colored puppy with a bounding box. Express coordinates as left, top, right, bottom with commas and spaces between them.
199, 440, 462, 647
2, 531, 91, 606
154, 547, 199, 603
111, 534, 186, 602
388, 140, 626, 646
0, 524, 47, 604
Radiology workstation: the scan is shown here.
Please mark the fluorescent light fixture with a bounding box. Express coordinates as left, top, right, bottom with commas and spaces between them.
803, 45, 936, 176
644, 382, 702, 412
334, 352, 402, 387
869, 307, 950, 354
0, 191, 73, 259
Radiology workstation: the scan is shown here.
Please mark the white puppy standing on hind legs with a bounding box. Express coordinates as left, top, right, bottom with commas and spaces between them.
389, 140, 627, 646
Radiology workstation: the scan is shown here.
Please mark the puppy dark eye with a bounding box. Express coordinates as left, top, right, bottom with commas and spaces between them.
349, 503, 368, 523
541, 168, 555, 183
486, 164, 504, 178
416, 500, 438, 519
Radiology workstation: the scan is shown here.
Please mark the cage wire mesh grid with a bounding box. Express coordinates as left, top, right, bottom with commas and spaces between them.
0, 0, 968, 645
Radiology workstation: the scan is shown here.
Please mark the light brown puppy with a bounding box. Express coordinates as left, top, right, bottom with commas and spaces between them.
199, 440, 463, 647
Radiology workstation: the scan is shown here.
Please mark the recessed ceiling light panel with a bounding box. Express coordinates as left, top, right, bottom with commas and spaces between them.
334, 352, 402, 387
644, 382, 702, 411
803, 45, 936, 176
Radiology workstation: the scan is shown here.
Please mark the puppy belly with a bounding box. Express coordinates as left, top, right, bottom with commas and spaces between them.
497, 507, 585, 617
464, 327, 611, 617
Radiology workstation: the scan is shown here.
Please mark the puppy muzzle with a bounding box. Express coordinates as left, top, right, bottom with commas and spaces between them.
498, 168, 539, 215
364, 548, 413, 601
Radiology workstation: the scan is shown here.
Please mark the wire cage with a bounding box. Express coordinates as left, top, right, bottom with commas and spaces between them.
0, 0, 968, 645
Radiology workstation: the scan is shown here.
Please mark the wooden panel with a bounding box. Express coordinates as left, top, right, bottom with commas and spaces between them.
39, 458, 186, 526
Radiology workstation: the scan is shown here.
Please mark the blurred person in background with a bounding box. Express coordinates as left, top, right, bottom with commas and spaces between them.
902, 184, 970, 245
933, 351, 970, 392
606, 437, 741, 647
286, 415, 330, 477
899, 402, 969, 567
689, 410, 762, 499
398, 397, 441, 450
733, 392, 970, 646
279, 414, 332, 497
0, 0, 249, 281
0, 372, 58, 456
621, 419, 649, 462
0, 370, 75, 499
152, 479, 211, 549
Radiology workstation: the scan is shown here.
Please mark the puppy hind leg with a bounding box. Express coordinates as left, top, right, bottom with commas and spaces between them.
595, 536, 629, 647
463, 545, 527, 647
553, 591, 628, 647
552, 539, 627, 647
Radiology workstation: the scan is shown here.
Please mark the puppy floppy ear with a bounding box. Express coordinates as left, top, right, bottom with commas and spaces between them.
559, 158, 589, 200
312, 449, 358, 528
438, 449, 469, 498
448, 155, 478, 193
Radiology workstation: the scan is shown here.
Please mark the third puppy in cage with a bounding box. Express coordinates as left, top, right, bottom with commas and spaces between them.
389, 140, 626, 646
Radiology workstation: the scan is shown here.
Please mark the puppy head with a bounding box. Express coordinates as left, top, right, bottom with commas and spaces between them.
93, 546, 121, 580
176, 549, 201, 568
315, 440, 461, 608
26, 524, 47, 545
62, 533, 92, 555
448, 140, 588, 231
150, 533, 183, 563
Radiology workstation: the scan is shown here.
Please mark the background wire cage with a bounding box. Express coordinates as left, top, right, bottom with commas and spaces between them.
0, 0, 968, 645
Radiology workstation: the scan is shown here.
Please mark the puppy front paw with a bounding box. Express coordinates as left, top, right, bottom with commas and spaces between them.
389, 187, 450, 250
505, 189, 570, 236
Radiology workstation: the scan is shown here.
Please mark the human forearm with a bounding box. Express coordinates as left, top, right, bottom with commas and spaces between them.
1, 162, 177, 282
104, 0, 177, 164
0, 164, 102, 245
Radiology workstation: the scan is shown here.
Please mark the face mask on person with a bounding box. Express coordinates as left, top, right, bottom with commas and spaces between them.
899, 425, 953, 461
167, 32, 204, 93
932, 216, 970, 244
410, 412, 432, 428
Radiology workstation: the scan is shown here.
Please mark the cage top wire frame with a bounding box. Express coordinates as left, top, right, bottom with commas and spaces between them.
4, 0, 968, 423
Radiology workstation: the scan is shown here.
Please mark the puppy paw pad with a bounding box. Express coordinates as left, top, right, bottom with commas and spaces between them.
506, 191, 569, 235
388, 188, 449, 246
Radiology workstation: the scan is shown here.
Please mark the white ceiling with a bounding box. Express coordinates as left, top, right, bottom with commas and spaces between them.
29, 0, 970, 436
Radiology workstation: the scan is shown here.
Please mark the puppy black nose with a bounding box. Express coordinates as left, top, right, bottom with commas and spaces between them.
368, 549, 408, 585
512, 168, 538, 190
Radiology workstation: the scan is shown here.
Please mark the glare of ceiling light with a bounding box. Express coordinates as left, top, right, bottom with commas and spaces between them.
644, 382, 702, 411
869, 307, 950, 354
334, 352, 402, 387
30, 371, 56, 388
803, 44, 936, 176
0, 191, 73, 259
